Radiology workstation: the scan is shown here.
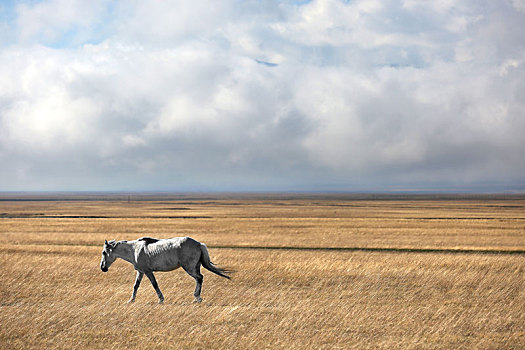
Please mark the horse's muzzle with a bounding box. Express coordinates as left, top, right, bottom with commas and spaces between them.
101, 266, 108, 272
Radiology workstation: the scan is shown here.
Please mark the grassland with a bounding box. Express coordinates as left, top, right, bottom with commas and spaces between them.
0, 193, 524, 349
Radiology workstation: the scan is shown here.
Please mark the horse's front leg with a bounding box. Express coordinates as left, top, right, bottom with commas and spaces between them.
128, 271, 144, 303
146, 271, 164, 304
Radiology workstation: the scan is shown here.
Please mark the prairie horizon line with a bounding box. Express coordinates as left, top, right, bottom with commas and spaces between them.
0, 190, 524, 202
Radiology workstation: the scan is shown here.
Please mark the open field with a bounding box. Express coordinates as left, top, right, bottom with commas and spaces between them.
1, 193, 524, 349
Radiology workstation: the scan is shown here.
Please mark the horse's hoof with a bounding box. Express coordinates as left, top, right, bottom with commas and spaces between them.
158, 300, 164, 304
127, 299, 135, 304
194, 297, 202, 303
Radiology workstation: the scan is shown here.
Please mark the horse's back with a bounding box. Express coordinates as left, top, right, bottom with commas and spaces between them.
135, 236, 201, 272
138, 236, 192, 249
138, 237, 160, 245
165, 237, 203, 260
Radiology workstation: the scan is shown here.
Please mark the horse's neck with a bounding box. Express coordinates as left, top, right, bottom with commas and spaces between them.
115, 241, 135, 265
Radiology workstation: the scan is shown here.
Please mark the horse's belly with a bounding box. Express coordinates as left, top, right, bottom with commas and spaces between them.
155, 263, 180, 272
151, 256, 180, 271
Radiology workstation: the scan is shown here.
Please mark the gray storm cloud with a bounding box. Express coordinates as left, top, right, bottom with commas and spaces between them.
0, 0, 524, 191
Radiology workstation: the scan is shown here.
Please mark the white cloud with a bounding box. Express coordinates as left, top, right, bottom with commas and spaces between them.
113, 0, 230, 45
0, 0, 524, 191
16, 0, 110, 45
510, 0, 525, 12
498, 58, 525, 76
0, 47, 99, 149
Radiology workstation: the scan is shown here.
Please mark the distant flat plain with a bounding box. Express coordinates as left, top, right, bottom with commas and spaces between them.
0, 193, 524, 349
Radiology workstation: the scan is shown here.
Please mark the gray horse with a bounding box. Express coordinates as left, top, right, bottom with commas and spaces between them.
100, 236, 231, 303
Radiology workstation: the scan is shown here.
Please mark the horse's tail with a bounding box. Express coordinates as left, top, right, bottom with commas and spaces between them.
199, 243, 232, 279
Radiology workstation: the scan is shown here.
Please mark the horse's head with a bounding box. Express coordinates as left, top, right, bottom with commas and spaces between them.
100, 240, 118, 272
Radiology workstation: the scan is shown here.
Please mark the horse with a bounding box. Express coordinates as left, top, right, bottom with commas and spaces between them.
100, 236, 231, 303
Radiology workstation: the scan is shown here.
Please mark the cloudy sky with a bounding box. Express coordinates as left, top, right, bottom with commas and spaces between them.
0, 0, 524, 192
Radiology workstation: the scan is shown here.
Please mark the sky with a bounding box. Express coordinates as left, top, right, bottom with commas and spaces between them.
0, 0, 524, 192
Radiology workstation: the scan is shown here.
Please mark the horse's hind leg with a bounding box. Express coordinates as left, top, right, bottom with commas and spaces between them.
183, 263, 204, 303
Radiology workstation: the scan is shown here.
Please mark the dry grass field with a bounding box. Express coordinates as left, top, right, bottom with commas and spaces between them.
0, 193, 524, 349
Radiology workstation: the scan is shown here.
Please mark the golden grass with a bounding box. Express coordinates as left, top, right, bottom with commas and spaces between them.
0, 194, 524, 349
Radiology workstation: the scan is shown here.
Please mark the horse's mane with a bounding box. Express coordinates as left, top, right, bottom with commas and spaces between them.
138, 237, 160, 245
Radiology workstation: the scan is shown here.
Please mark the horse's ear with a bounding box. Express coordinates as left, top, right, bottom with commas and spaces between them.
104, 240, 108, 245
